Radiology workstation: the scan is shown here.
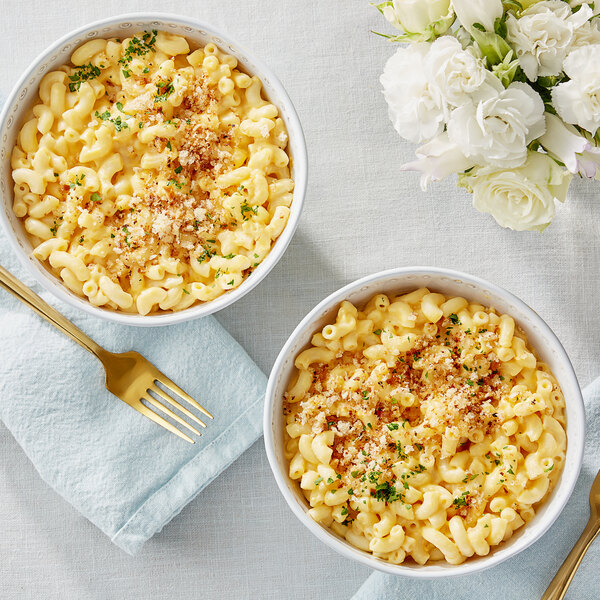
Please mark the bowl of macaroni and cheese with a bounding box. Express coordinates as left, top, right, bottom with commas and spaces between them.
0, 13, 306, 324
264, 268, 585, 576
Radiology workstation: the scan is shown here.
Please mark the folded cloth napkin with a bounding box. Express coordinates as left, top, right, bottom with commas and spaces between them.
0, 230, 265, 555
352, 378, 600, 600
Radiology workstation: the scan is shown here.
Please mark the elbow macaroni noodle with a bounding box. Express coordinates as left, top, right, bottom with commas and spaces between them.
283, 290, 567, 565
11, 31, 294, 315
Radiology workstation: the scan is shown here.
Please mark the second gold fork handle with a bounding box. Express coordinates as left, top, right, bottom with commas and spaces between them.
541, 517, 600, 600
0, 265, 107, 360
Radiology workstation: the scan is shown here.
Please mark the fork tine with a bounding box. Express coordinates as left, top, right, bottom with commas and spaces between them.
134, 401, 195, 444
144, 395, 202, 436
155, 377, 213, 419
150, 384, 207, 428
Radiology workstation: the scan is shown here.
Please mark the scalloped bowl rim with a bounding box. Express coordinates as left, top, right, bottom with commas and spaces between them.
0, 12, 307, 326
264, 267, 585, 578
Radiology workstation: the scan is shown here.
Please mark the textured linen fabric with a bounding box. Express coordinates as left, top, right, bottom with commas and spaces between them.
1, 0, 599, 598
0, 229, 266, 555
352, 378, 600, 600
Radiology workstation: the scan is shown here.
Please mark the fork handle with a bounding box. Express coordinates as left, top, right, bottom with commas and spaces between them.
541, 516, 600, 600
0, 264, 107, 360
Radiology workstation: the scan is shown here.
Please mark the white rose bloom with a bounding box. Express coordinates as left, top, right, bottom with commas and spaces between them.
451, 0, 503, 34
506, 0, 592, 81
461, 152, 572, 231
381, 44, 446, 143
552, 45, 600, 134
539, 112, 600, 177
569, 18, 600, 51
425, 36, 492, 106
447, 81, 546, 168
381, 0, 453, 38
400, 132, 475, 190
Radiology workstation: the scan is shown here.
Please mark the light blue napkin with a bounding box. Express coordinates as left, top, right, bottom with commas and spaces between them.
0, 227, 265, 555
352, 378, 600, 600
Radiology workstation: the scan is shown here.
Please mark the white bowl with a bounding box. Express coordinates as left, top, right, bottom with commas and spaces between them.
0, 13, 307, 326
264, 267, 585, 577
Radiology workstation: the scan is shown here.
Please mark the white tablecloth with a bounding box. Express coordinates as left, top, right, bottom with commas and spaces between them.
1, 1, 599, 598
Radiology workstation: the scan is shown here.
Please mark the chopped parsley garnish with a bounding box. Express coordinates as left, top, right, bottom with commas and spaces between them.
69, 174, 86, 190
154, 80, 175, 103
90, 192, 102, 203
396, 442, 407, 460
223, 253, 235, 259
240, 200, 258, 220
174, 165, 183, 174
372, 481, 403, 503
167, 178, 184, 189
361, 390, 369, 401
544, 464, 554, 472
373, 329, 382, 336
197, 244, 216, 263
452, 491, 470, 508
387, 423, 399, 431
449, 313, 461, 325
119, 30, 158, 66
68, 63, 100, 92
314, 477, 323, 485
95, 110, 128, 132
182, 289, 190, 295
341, 506, 348, 516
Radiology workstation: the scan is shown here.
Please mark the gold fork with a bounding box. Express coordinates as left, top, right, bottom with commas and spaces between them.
0, 264, 212, 443
541, 468, 600, 600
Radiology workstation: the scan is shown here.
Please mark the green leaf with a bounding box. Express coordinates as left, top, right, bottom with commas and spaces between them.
371, 0, 393, 16
537, 75, 565, 88
491, 50, 523, 87
471, 29, 512, 66
502, 0, 523, 13
494, 16, 508, 38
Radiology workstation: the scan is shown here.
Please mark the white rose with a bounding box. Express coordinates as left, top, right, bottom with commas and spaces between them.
447, 81, 546, 168
379, 0, 453, 39
451, 0, 503, 34
506, 0, 592, 81
400, 132, 475, 190
381, 44, 446, 143
539, 112, 600, 177
461, 152, 572, 231
425, 36, 493, 106
569, 18, 600, 51
552, 45, 600, 134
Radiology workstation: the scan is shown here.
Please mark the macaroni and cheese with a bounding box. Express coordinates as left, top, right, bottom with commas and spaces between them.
283, 289, 567, 565
11, 31, 294, 314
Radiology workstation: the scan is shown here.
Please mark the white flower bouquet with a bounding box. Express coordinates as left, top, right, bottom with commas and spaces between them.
375, 0, 600, 231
